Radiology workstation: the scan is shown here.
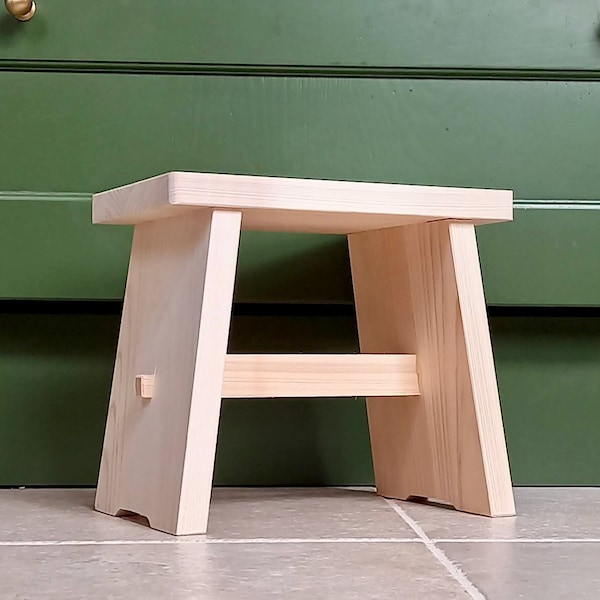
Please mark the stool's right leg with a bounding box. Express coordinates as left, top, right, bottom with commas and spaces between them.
349, 221, 515, 517
95, 209, 242, 535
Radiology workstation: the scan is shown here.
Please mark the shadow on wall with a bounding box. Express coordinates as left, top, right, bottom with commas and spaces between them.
235, 232, 354, 304
0, 307, 374, 487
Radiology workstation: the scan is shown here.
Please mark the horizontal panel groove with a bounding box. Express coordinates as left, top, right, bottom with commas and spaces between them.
232, 303, 355, 316
0, 300, 357, 316
2, 61, 600, 81
0, 191, 90, 202
487, 306, 600, 318
513, 199, 600, 210
0, 300, 123, 315
222, 354, 420, 398
5, 300, 600, 318
3, 193, 600, 208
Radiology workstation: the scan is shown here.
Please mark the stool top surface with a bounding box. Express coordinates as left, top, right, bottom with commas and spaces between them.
93, 172, 512, 234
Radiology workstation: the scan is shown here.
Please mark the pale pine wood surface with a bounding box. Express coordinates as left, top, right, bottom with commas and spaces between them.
349, 221, 515, 517
94, 172, 515, 531
94, 209, 242, 535
222, 354, 419, 398
448, 222, 515, 515
93, 172, 513, 233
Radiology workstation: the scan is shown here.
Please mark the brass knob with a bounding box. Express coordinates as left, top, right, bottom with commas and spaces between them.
4, 0, 36, 21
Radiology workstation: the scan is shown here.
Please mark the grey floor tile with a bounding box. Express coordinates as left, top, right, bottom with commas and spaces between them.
1, 542, 469, 600
0, 489, 178, 542
394, 487, 600, 540
207, 487, 416, 539
0, 488, 415, 542
441, 541, 600, 600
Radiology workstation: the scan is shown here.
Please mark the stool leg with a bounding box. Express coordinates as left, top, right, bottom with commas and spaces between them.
349, 221, 515, 516
95, 209, 242, 535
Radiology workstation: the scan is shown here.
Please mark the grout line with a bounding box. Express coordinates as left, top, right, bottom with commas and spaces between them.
0, 537, 421, 547
0, 540, 199, 547
205, 537, 420, 544
433, 538, 600, 544
383, 499, 487, 600
2, 536, 597, 548
209, 537, 419, 544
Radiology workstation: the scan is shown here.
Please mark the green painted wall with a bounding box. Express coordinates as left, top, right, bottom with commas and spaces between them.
1, 0, 600, 486
2, 309, 599, 486
1, 75, 599, 197
1, 0, 599, 69
3, 196, 600, 306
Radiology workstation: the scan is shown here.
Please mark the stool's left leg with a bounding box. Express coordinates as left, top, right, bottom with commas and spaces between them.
349, 221, 515, 517
95, 209, 242, 535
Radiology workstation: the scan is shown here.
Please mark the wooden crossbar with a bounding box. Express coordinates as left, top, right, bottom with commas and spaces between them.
221, 354, 419, 398
136, 354, 419, 400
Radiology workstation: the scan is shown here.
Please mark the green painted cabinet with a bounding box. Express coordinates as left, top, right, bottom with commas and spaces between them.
1, 0, 600, 486
2, 0, 599, 69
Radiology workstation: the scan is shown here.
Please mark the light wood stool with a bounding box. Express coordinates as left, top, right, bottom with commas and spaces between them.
93, 172, 516, 535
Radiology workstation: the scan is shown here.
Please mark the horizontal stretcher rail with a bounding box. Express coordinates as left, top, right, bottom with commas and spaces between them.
221, 353, 420, 398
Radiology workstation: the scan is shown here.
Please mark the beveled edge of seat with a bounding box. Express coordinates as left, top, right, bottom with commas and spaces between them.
93, 171, 513, 233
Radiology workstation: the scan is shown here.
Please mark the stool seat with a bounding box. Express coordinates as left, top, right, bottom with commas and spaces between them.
93, 172, 515, 535
93, 172, 512, 233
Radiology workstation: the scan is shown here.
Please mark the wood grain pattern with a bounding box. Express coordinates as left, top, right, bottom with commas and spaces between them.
222, 354, 419, 398
349, 220, 515, 517
94, 171, 514, 531
93, 172, 513, 232
94, 209, 241, 535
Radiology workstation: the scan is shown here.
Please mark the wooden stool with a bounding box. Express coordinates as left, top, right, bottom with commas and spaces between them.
93, 172, 516, 535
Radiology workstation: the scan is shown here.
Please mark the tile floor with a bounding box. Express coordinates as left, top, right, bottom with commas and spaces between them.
1, 487, 600, 599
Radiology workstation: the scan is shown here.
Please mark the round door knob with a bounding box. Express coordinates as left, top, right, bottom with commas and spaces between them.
4, 0, 36, 21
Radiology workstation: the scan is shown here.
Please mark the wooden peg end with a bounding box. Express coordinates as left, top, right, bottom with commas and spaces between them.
135, 374, 155, 399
